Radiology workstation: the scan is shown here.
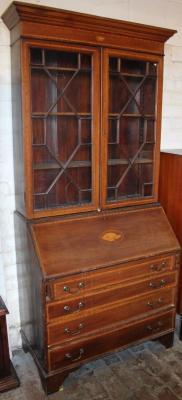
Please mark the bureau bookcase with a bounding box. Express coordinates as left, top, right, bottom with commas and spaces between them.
2, 2, 180, 394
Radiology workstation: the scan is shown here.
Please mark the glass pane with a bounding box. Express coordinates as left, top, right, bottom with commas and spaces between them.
109, 75, 130, 114
142, 77, 156, 115
30, 48, 43, 65
121, 58, 146, 75
107, 56, 157, 203
45, 50, 78, 68
30, 47, 93, 210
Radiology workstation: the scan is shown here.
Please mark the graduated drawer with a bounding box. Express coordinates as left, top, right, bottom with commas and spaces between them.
48, 255, 175, 301
46, 271, 177, 322
47, 287, 176, 346
48, 310, 175, 371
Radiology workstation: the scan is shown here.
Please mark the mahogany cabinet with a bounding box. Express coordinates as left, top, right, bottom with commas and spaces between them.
159, 150, 182, 336
2, 2, 180, 394
0, 298, 19, 392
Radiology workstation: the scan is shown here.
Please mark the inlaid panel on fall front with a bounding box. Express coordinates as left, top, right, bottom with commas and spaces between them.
107, 56, 157, 203
30, 46, 98, 211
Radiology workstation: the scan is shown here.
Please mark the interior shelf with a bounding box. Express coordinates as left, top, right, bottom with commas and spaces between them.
33, 158, 152, 170
110, 72, 156, 78
31, 65, 91, 72
109, 113, 155, 119
107, 192, 153, 200
32, 112, 92, 118
33, 160, 92, 170
108, 158, 153, 166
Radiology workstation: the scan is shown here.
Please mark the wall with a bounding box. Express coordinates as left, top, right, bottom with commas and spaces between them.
0, 0, 182, 350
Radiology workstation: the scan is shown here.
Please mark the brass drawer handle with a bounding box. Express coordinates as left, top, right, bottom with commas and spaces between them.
65, 348, 84, 362
149, 279, 166, 289
63, 282, 85, 294
64, 302, 85, 313
147, 321, 164, 333
149, 261, 166, 272
64, 323, 84, 335
147, 297, 164, 308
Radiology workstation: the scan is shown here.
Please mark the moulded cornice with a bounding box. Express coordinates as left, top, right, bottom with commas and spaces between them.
2, 1, 176, 43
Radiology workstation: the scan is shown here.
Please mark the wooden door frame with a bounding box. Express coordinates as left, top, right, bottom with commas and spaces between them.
21, 39, 101, 219
100, 48, 163, 210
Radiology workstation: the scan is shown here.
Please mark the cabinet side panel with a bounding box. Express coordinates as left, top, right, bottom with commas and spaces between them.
159, 153, 182, 244
159, 152, 182, 314
14, 213, 45, 365
11, 41, 25, 215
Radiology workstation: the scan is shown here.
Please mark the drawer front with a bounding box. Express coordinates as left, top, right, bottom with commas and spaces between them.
46, 271, 177, 322
47, 287, 176, 346
50, 255, 174, 301
48, 310, 175, 371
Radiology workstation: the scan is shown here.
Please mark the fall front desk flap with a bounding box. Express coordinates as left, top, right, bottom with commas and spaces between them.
30, 206, 180, 278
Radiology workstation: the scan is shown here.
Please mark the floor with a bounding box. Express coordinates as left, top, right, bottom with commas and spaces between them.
1, 329, 182, 400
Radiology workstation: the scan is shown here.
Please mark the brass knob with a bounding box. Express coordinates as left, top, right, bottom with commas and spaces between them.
158, 297, 164, 303
64, 305, 70, 312
78, 301, 85, 309
63, 286, 70, 292
78, 282, 85, 289
149, 282, 157, 288
147, 301, 154, 308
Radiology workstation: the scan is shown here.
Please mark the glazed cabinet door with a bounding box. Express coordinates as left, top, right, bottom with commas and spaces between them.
101, 49, 163, 209
22, 41, 100, 218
